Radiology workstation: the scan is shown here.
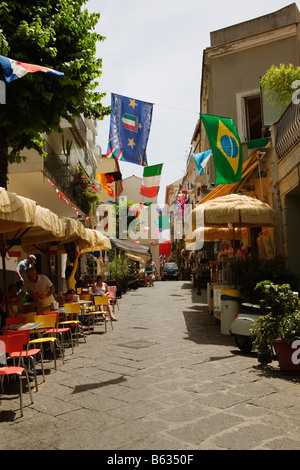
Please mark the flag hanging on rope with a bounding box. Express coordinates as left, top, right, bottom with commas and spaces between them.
107, 93, 153, 167
200, 113, 242, 184
174, 194, 189, 219
0, 55, 64, 82
139, 163, 163, 198
96, 173, 114, 197
193, 150, 212, 176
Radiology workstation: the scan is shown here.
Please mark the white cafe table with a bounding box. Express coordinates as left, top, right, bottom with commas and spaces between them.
2, 322, 44, 331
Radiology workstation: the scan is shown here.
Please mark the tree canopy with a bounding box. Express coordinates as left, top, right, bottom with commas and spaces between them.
0, 0, 110, 187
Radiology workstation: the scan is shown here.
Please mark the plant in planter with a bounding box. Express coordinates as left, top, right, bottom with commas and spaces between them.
72, 163, 89, 188
104, 256, 135, 294
250, 281, 300, 368
260, 64, 300, 112
81, 186, 99, 216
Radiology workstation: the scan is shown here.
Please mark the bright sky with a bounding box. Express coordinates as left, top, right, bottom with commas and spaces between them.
86, 0, 298, 205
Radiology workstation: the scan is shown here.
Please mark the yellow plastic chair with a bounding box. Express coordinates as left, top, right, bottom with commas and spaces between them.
29, 315, 65, 371
18, 312, 36, 323
79, 294, 94, 321
59, 303, 86, 345
76, 288, 82, 295
79, 294, 91, 301
91, 296, 112, 333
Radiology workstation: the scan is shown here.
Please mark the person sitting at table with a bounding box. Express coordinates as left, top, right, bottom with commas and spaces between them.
0, 284, 21, 327
92, 275, 117, 321
17, 268, 55, 313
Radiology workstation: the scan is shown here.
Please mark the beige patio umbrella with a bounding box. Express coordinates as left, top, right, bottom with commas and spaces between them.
22, 216, 111, 256
191, 194, 278, 286
0, 188, 38, 233
0, 188, 66, 313
185, 226, 243, 251
192, 194, 278, 229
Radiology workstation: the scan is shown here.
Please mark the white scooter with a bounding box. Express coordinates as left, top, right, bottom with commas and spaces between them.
230, 301, 270, 353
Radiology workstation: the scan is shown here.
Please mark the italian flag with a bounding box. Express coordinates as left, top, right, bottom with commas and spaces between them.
122, 113, 138, 132
139, 163, 163, 198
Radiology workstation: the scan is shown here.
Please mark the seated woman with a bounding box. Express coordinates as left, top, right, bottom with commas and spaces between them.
92, 275, 117, 321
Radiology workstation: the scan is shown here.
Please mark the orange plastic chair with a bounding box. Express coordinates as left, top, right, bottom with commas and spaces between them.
0, 334, 34, 417
42, 312, 74, 354
2, 329, 45, 391
18, 312, 36, 323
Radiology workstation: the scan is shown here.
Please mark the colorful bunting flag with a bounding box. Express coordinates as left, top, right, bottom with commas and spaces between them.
139, 164, 163, 198
0, 55, 64, 82
247, 137, 268, 149
200, 113, 242, 184
107, 93, 153, 167
105, 171, 122, 183
174, 195, 189, 219
193, 150, 212, 176
96, 173, 114, 197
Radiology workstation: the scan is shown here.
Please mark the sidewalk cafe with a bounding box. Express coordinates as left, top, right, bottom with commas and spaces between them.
0, 188, 114, 417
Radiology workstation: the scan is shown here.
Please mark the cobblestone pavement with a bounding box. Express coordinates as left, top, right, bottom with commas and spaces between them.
1, 280, 300, 451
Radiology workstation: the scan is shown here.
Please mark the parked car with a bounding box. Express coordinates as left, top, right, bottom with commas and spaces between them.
161, 262, 179, 281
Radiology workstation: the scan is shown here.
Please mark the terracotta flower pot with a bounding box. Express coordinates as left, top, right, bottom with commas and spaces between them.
274, 339, 300, 372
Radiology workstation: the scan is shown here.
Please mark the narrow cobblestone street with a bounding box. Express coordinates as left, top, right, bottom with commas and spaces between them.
1, 280, 300, 451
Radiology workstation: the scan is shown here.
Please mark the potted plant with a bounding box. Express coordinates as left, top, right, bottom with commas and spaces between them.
250, 281, 300, 369
81, 186, 99, 215
104, 256, 134, 295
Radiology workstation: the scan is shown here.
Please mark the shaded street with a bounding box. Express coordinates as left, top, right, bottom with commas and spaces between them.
1, 280, 300, 450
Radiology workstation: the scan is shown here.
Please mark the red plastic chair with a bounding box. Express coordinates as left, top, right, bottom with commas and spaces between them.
2, 329, 45, 391
5, 317, 27, 325
0, 333, 34, 417
42, 312, 74, 354
108, 286, 119, 314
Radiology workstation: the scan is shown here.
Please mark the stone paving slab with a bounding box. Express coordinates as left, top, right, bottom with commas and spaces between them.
1, 280, 300, 451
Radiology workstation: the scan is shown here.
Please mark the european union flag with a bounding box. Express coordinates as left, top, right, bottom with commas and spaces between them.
107, 93, 153, 167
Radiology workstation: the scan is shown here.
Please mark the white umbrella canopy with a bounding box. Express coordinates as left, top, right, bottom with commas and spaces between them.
80, 228, 111, 253
58, 217, 111, 253
0, 189, 67, 313
192, 194, 278, 229
0, 187, 38, 233
185, 226, 243, 251
22, 218, 111, 255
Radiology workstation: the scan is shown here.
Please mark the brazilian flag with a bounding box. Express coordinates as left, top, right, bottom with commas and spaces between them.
201, 113, 243, 184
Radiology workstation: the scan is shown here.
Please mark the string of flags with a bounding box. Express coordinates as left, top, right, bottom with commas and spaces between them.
47, 179, 92, 222
105, 93, 247, 198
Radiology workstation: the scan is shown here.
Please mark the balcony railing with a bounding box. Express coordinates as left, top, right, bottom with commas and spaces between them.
275, 101, 300, 159
43, 142, 86, 212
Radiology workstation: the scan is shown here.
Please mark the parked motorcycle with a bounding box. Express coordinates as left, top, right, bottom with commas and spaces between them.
230, 300, 270, 353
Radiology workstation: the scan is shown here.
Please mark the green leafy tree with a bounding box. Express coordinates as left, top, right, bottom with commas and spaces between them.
0, 0, 110, 188
260, 63, 300, 112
